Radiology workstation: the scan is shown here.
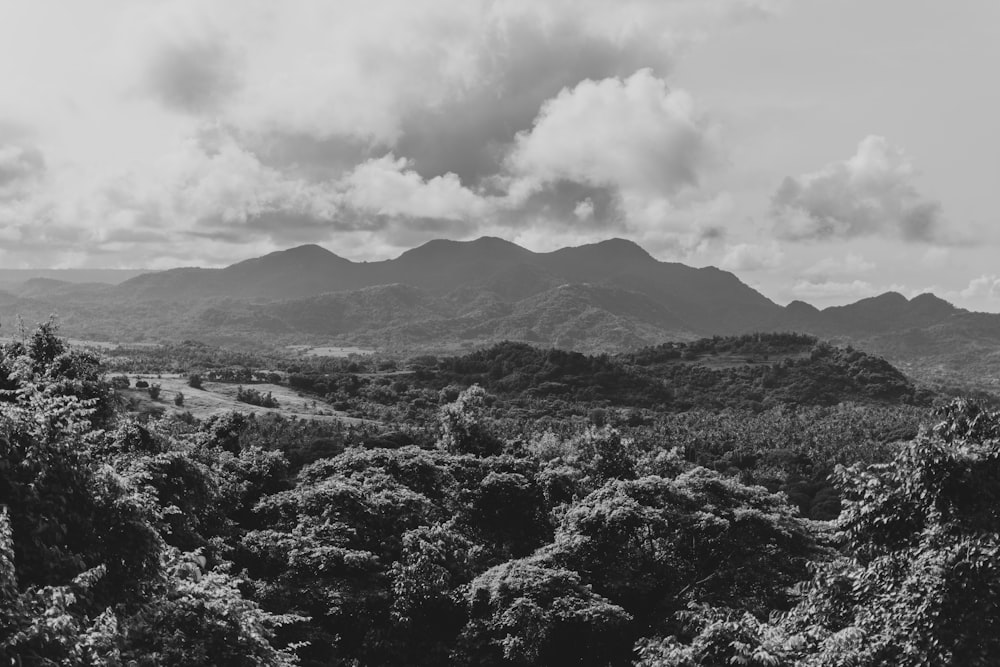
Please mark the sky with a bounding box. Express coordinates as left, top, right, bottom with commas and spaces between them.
1, 0, 998, 310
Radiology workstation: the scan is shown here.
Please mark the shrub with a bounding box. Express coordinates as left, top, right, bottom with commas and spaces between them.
236, 385, 279, 408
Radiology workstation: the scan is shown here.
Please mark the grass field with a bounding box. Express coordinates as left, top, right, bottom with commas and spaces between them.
121, 374, 369, 424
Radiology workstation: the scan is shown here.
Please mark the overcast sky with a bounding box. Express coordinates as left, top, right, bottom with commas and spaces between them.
1, 0, 998, 310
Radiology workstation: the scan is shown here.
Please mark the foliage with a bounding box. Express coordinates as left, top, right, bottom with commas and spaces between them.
650, 399, 1000, 666
540, 471, 818, 627
2, 326, 979, 666
438, 385, 503, 456
454, 560, 633, 666
0, 325, 298, 665
237, 385, 280, 409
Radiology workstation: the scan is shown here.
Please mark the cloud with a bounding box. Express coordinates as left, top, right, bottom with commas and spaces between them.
129, 1, 765, 182
342, 155, 490, 221
574, 199, 595, 221
0, 144, 45, 193
961, 275, 1000, 301
720, 241, 784, 271
0, 134, 500, 265
790, 279, 879, 300
771, 136, 945, 242
507, 69, 719, 199
803, 252, 875, 279
143, 32, 242, 114
0, 0, 781, 267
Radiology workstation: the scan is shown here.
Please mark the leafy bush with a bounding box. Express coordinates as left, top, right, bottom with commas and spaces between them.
236, 385, 279, 408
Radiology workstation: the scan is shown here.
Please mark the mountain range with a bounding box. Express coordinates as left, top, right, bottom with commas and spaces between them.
1, 237, 997, 394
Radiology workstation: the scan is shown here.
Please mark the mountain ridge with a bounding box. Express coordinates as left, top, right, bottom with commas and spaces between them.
2, 236, 998, 395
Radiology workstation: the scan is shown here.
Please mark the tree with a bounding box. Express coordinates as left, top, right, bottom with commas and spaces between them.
174, 391, 185, 407
454, 560, 633, 666
438, 385, 503, 456
0, 327, 297, 665
543, 471, 817, 626
148, 383, 162, 400
645, 399, 1000, 666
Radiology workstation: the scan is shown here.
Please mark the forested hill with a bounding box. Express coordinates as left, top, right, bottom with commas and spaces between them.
433, 336, 927, 410
275, 334, 928, 412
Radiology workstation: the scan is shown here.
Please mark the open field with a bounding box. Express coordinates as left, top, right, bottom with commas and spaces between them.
286, 344, 375, 357
120, 374, 371, 424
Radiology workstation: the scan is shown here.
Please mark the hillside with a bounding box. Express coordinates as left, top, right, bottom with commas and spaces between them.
3, 237, 1000, 394
109, 237, 780, 333
421, 336, 930, 412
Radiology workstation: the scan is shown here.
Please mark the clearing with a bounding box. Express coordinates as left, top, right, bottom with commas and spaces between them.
121, 373, 370, 424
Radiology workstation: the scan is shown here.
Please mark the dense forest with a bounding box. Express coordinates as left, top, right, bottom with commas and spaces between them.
2, 325, 998, 664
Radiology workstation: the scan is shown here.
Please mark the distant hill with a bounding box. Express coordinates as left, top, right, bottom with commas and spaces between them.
287, 334, 931, 411
3, 237, 1000, 395
0, 269, 148, 297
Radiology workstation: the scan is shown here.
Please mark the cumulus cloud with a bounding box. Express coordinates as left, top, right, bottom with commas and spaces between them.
0, 133, 502, 266
342, 155, 490, 221
0, 0, 781, 266
507, 69, 719, 199
719, 241, 784, 271
961, 275, 1000, 301
771, 136, 945, 242
128, 0, 764, 182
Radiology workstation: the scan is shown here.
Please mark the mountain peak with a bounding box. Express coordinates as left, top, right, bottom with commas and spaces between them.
910, 292, 953, 306
909, 291, 960, 315
786, 300, 820, 315
547, 238, 655, 264
585, 238, 653, 258
272, 244, 343, 261
225, 243, 349, 272
397, 236, 531, 263
871, 291, 908, 304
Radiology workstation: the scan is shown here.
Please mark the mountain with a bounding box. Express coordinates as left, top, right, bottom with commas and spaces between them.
764, 292, 1000, 395
117, 244, 360, 300
4, 236, 1000, 394
0, 268, 148, 286
113, 236, 780, 334
778, 291, 962, 335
